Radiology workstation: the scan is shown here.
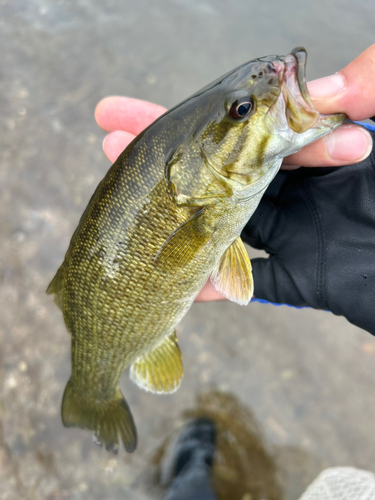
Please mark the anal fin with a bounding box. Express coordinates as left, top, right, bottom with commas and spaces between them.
130, 332, 183, 394
210, 237, 253, 306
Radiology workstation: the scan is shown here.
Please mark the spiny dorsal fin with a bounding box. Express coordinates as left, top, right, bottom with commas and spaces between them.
154, 209, 211, 269
130, 332, 183, 394
210, 237, 253, 306
46, 265, 64, 310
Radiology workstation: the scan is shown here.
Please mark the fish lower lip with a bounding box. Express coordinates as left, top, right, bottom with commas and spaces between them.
282, 48, 320, 133
291, 47, 314, 108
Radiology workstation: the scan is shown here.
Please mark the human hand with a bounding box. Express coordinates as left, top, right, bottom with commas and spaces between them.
95, 45, 374, 305
243, 45, 375, 335
243, 126, 375, 334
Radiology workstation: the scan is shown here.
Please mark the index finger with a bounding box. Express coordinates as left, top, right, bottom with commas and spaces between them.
95, 96, 167, 136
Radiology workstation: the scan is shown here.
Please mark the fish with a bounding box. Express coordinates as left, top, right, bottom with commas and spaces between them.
47, 47, 345, 453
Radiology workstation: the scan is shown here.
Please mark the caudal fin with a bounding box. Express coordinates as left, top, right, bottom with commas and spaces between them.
61, 379, 137, 453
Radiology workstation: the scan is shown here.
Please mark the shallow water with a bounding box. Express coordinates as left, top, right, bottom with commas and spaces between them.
1, 1, 375, 498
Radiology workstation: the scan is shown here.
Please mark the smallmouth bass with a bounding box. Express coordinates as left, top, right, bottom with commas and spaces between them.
47, 48, 345, 453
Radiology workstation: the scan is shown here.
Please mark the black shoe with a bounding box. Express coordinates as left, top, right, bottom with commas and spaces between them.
161, 418, 218, 500
172, 418, 216, 478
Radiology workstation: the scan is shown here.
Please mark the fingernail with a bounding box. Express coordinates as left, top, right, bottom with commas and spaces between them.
326, 126, 373, 161
307, 73, 346, 100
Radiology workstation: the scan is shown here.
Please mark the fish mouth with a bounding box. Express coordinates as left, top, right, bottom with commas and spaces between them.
281, 47, 346, 134
280, 47, 319, 133
281, 47, 345, 134
290, 47, 314, 108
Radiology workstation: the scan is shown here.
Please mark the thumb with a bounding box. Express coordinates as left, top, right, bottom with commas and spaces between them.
251, 257, 306, 306
307, 44, 375, 121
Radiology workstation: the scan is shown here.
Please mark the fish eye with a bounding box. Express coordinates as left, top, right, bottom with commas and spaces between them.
229, 97, 255, 120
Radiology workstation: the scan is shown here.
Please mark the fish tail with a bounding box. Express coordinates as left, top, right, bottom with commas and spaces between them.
61, 379, 137, 453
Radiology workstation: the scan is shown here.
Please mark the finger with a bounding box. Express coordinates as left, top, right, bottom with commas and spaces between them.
95, 96, 167, 135
282, 123, 373, 168
307, 44, 375, 121
103, 131, 136, 163
194, 280, 226, 302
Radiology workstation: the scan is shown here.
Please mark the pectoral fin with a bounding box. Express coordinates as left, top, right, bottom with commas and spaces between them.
154, 208, 211, 269
130, 332, 183, 394
210, 237, 253, 306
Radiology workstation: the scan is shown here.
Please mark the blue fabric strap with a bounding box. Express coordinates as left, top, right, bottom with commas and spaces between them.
250, 297, 308, 309
354, 121, 375, 131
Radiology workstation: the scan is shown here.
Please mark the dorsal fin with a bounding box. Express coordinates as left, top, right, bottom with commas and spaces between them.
46, 265, 65, 310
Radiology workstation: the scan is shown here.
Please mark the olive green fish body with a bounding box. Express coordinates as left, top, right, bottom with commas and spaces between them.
48, 48, 345, 453
55, 138, 262, 390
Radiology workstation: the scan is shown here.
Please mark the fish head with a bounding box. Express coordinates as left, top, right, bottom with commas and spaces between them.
185, 47, 346, 198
